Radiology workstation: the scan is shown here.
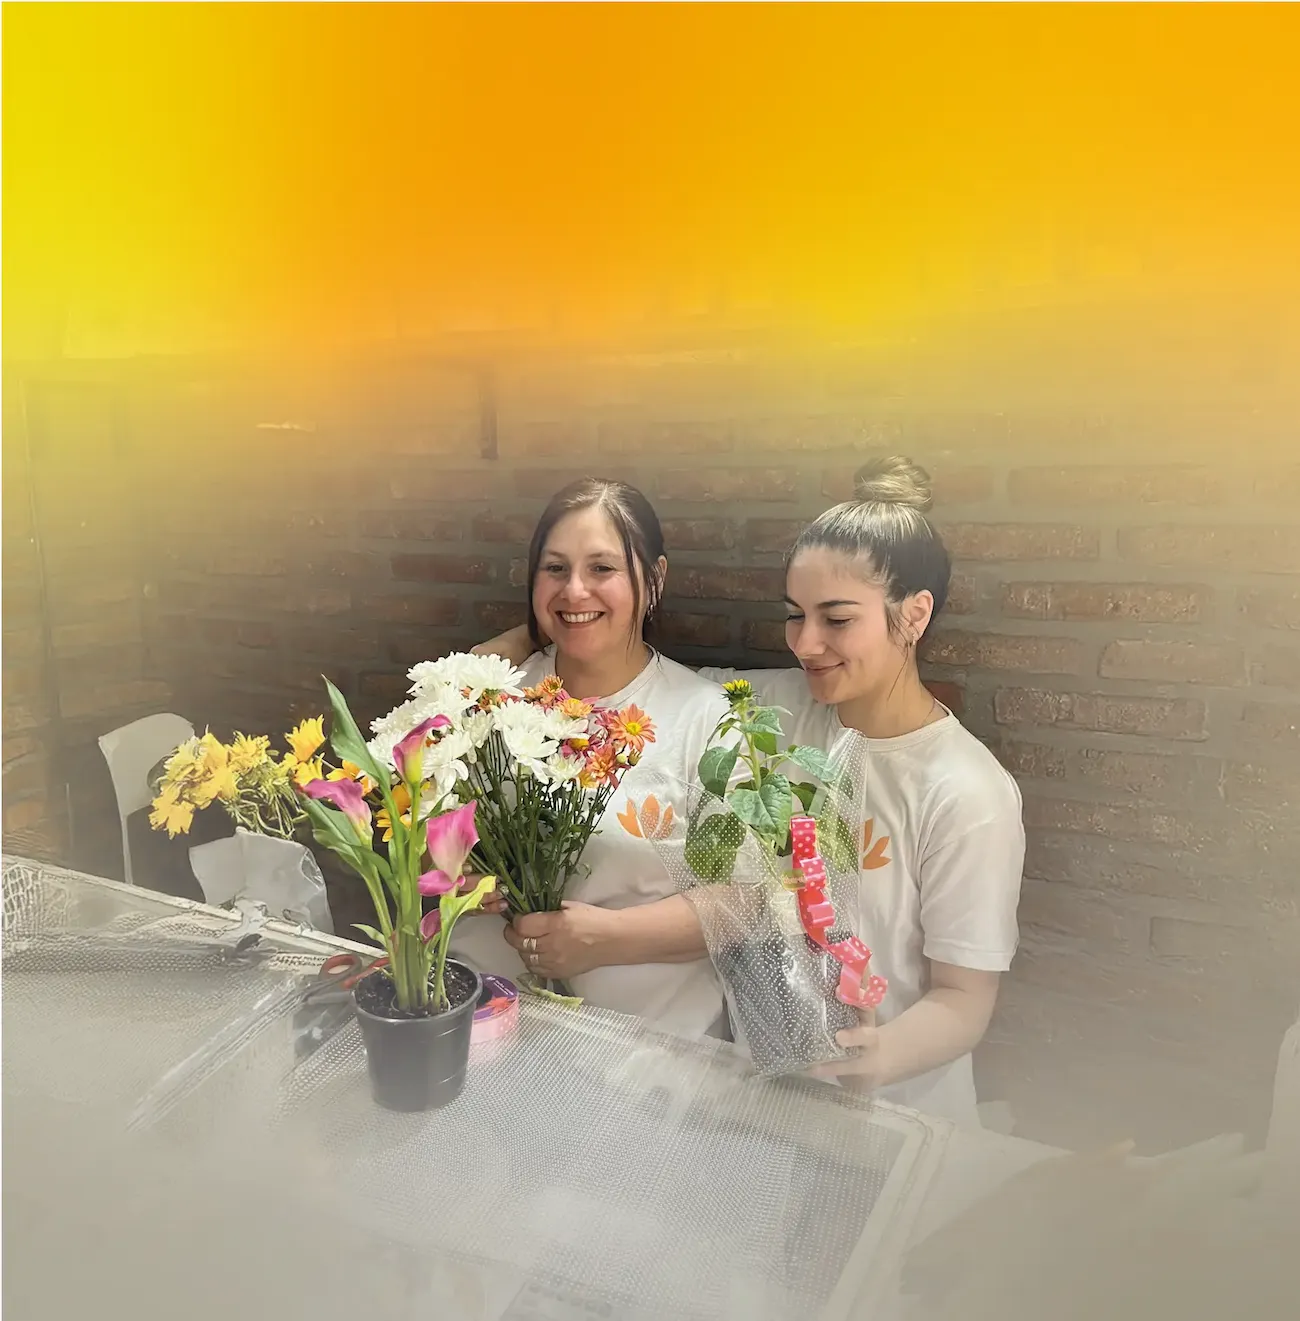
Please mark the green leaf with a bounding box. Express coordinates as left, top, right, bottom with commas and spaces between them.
698, 745, 739, 798
437, 875, 498, 939
352, 923, 386, 948
730, 772, 793, 845
320, 677, 388, 789
749, 729, 778, 756
684, 812, 745, 883
741, 707, 784, 736
792, 780, 817, 813
300, 795, 366, 869
784, 743, 835, 783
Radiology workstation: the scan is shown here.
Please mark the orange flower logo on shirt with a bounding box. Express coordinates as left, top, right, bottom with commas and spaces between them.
617, 795, 676, 840
862, 817, 891, 870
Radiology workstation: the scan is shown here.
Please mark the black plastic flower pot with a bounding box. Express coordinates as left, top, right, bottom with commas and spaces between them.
716, 934, 860, 1076
352, 961, 482, 1112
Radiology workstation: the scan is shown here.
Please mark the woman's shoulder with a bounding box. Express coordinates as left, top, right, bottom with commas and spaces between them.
516, 649, 553, 685
917, 719, 1023, 826
645, 654, 730, 715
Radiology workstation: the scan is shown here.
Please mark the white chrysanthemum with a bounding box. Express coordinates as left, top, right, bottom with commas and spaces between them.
540, 708, 587, 743
460, 709, 495, 751
544, 752, 585, 785
500, 727, 556, 779
490, 700, 549, 740
408, 652, 526, 704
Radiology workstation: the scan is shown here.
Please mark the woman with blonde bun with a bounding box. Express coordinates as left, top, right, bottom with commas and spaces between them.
475, 457, 1024, 1126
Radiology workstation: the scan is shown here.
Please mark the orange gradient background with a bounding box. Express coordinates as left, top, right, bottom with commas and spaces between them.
4, 3, 1299, 353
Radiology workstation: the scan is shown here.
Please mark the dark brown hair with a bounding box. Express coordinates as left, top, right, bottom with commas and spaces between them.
788, 455, 951, 642
525, 478, 666, 649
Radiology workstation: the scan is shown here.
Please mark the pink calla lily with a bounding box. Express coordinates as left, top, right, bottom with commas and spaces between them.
419, 910, 442, 941
424, 800, 478, 883
417, 868, 458, 896
393, 716, 451, 784
302, 777, 371, 840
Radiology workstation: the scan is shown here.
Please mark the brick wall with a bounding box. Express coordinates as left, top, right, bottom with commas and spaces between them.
5, 318, 1298, 1148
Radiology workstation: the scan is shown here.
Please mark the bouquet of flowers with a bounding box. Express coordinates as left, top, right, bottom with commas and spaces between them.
149, 693, 496, 1017
634, 679, 885, 1077
367, 654, 651, 946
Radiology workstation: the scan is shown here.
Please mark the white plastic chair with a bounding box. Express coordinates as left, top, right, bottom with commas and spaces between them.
97, 713, 195, 886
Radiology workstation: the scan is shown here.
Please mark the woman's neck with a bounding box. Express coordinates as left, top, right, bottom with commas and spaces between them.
554, 642, 652, 702
836, 668, 942, 740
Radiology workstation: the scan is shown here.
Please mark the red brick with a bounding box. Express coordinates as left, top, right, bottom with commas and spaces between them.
661, 518, 739, 552
1001, 581, 1208, 624
508, 558, 530, 588
298, 550, 379, 581
1239, 586, 1300, 632
193, 618, 276, 649
1118, 525, 1300, 574
2, 734, 40, 765
58, 678, 172, 721
2, 692, 53, 733
359, 510, 466, 541
472, 512, 537, 544
673, 567, 785, 602
390, 554, 495, 585
368, 595, 462, 626
745, 519, 805, 554
942, 523, 1099, 562
1148, 916, 1286, 962
511, 468, 639, 498
1242, 702, 1300, 746
742, 619, 788, 652
1099, 639, 1246, 686
45, 578, 140, 614
1073, 748, 1222, 799
4, 796, 51, 834
924, 630, 1084, 674
283, 586, 353, 616
359, 672, 409, 706
821, 464, 994, 505
51, 616, 141, 654
943, 573, 978, 615
1007, 465, 1229, 507
1222, 760, 1300, 811
1023, 833, 1294, 915
599, 421, 733, 455
3, 628, 45, 664
994, 687, 1207, 740
923, 678, 965, 717
392, 471, 500, 503
655, 469, 798, 504
1, 752, 50, 798
657, 612, 732, 649
1017, 879, 1144, 949
474, 600, 526, 634
499, 420, 599, 459
1022, 796, 1215, 852
205, 548, 289, 576
1252, 644, 1300, 690
996, 740, 1068, 780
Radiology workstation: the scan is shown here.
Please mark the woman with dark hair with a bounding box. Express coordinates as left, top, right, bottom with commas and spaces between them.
477, 458, 1024, 1127
451, 478, 730, 1038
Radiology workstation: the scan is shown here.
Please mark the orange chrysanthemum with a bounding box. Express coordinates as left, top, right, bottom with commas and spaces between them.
603, 704, 655, 755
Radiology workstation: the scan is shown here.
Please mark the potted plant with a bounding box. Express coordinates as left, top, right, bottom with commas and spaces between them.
150, 688, 498, 1112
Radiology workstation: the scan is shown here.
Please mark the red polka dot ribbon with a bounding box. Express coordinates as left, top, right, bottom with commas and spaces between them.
790, 816, 888, 1010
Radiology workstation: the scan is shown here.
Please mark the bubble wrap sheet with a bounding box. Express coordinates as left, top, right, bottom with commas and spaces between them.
3, 856, 945, 1321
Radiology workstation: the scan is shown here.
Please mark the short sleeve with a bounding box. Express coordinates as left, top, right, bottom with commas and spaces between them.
918, 787, 1025, 972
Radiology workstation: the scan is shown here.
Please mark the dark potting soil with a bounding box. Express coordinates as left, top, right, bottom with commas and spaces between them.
353, 963, 478, 1021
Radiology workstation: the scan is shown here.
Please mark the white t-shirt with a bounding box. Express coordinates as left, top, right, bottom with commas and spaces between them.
451, 648, 729, 1038
701, 665, 1025, 1127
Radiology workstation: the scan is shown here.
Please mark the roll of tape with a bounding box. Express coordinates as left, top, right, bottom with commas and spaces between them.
471, 974, 519, 1044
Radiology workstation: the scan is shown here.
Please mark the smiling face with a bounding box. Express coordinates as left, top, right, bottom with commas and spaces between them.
532, 505, 661, 665
784, 547, 933, 707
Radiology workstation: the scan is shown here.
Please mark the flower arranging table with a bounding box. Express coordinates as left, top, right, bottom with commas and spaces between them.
4, 855, 947, 1321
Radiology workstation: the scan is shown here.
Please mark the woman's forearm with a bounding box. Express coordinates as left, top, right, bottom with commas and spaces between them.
600, 895, 709, 965
874, 979, 997, 1088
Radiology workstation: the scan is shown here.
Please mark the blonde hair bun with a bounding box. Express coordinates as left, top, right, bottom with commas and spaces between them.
852, 455, 934, 513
